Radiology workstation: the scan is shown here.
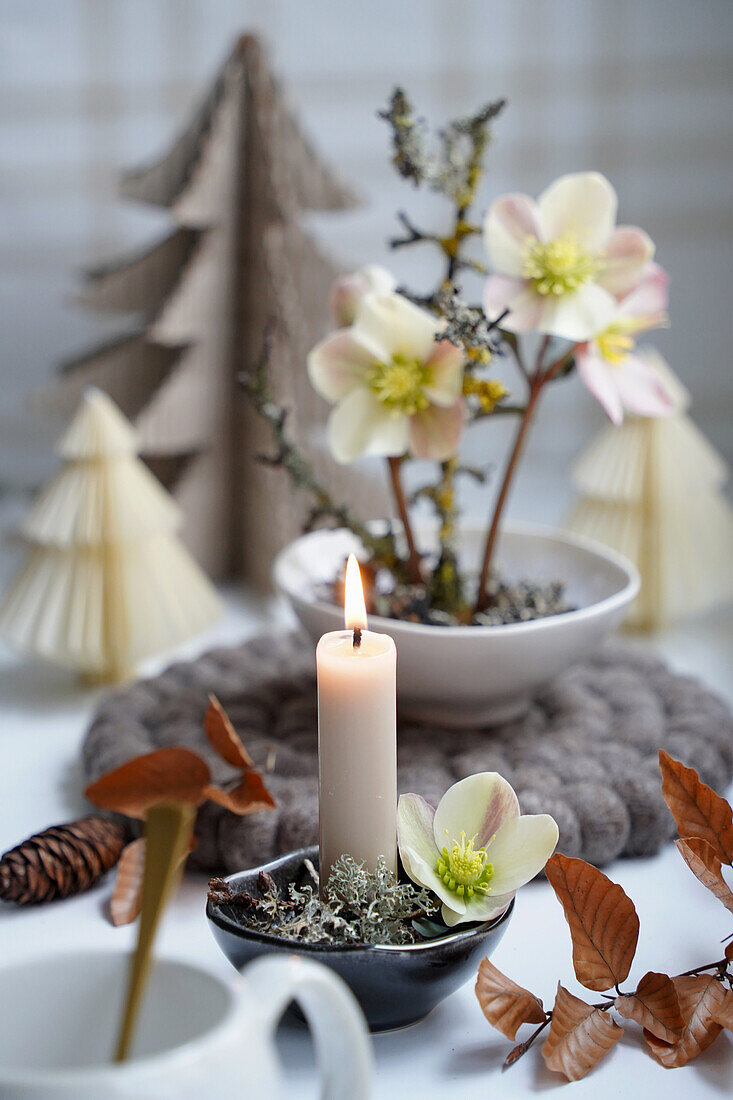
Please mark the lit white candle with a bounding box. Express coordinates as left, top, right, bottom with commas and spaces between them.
317, 553, 397, 887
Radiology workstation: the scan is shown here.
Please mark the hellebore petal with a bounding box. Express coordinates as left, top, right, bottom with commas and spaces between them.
329, 264, 396, 327
483, 275, 544, 332
327, 388, 409, 463
576, 346, 625, 425
537, 171, 617, 252
433, 772, 520, 852
397, 793, 438, 868
484, 193, 542, 277
538, 282, 617, 342
307, 330, 377, 402
598, 226, 655, 299
408, 401, 465, 461
441, 892, 511, 928
423, 339, 465, 406
353, 292, 438, 364
617, 262, 669, 323
405, 847, 469, 916
613, 352, 676, 419
485, 814, 560, 895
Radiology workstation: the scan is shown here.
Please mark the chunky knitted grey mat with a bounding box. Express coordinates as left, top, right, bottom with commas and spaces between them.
82, 632, 733, 872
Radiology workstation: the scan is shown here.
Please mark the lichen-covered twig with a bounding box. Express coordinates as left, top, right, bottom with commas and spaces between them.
437, 288, 507, 364
239, 342, 409, 578
379, 90, 509, 614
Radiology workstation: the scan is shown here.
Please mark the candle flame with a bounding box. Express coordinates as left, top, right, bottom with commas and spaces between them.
344, 553, 368, 631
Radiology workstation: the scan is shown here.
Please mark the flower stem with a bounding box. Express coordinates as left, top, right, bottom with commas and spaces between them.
473, 336, 578, 614
474, 375, 544, 613
387, 456, 422, 583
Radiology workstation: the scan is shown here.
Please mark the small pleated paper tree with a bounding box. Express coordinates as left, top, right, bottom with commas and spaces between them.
0, 388, 222, 681
567, 352, 733, 630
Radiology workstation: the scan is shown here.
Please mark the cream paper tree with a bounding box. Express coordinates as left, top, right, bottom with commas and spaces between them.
567, 352, 733, 630
0, 389, 222, 682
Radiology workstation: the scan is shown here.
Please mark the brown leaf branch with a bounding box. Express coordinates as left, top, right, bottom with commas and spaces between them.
86, 698, 277, 927
477, 752, 733, 1081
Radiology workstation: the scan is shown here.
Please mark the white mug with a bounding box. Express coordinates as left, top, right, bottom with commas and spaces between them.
0, 950, 372, 1098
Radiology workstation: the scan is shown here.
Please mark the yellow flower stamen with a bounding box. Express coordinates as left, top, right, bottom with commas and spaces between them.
522, 231, 601, 297
435, 831, 493, 898
369, 355, 430, 415
595, 312, 668, 366
462, 376, 507, 413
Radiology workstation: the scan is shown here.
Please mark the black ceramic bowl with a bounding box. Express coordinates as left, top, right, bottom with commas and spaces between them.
206, 846, 514, 1031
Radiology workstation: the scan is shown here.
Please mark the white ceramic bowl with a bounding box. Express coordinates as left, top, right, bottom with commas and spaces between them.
273, 522, 639, 728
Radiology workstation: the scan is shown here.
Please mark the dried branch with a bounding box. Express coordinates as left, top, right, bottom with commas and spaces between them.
378, 88, 430, 186
239, 342, 409, 578
437, 287, 506, 364
477, 753, 733, 1081
389, 210, 440, 250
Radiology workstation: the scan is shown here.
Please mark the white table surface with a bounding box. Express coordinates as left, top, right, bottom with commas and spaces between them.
2, 586, 732, 1098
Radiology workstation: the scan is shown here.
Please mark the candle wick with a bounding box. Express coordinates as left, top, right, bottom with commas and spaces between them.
353, 627, 362, 649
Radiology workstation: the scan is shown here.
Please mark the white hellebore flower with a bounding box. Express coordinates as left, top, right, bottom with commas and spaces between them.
397, 772, 559, 928
483, 171, 654, 341
307, 291, 466, 464
576, 262, 673, 425
330, 264, 397, 327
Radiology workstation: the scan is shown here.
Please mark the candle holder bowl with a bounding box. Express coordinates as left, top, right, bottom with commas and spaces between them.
273, 521, 638, 728
206, 847, 514, 1032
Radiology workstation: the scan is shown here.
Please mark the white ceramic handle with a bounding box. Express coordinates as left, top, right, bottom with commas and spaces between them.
242, 955, 373, 1099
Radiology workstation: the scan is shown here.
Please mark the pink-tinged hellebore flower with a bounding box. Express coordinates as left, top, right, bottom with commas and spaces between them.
576, 263, 673, 425
397, 772, 559, 927
483, 172, 654, 341
307, 292, 466, 464
329, 264, 397, 327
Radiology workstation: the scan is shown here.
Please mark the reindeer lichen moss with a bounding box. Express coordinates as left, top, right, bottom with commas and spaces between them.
209, 854, 439, 947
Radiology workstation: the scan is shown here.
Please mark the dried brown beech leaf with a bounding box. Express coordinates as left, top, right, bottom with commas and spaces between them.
475, 957, 546, 1040
614, 971, 685, 1043
545, 853, 639, 991
204, 695, 254, 769
109, 832, 196, 927
85, 747, 211, 818
542, 983, 623, 1081
203, 769, 276, 815
712, 989, 733, 1031
676, 838, 733, 914
110, 838, 145, 926
643, 975, 727, 1067
659, 750, 733, 864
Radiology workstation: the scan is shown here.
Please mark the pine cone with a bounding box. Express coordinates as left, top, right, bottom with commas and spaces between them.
0, 817, 128, 905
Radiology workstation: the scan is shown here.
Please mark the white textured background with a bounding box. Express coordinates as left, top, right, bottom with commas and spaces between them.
1, 0, 731, 524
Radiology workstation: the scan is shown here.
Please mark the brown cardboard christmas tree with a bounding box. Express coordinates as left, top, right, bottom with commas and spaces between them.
566, 352, 733, 630
0, 389, 222, 681
36, 35, 385, 585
